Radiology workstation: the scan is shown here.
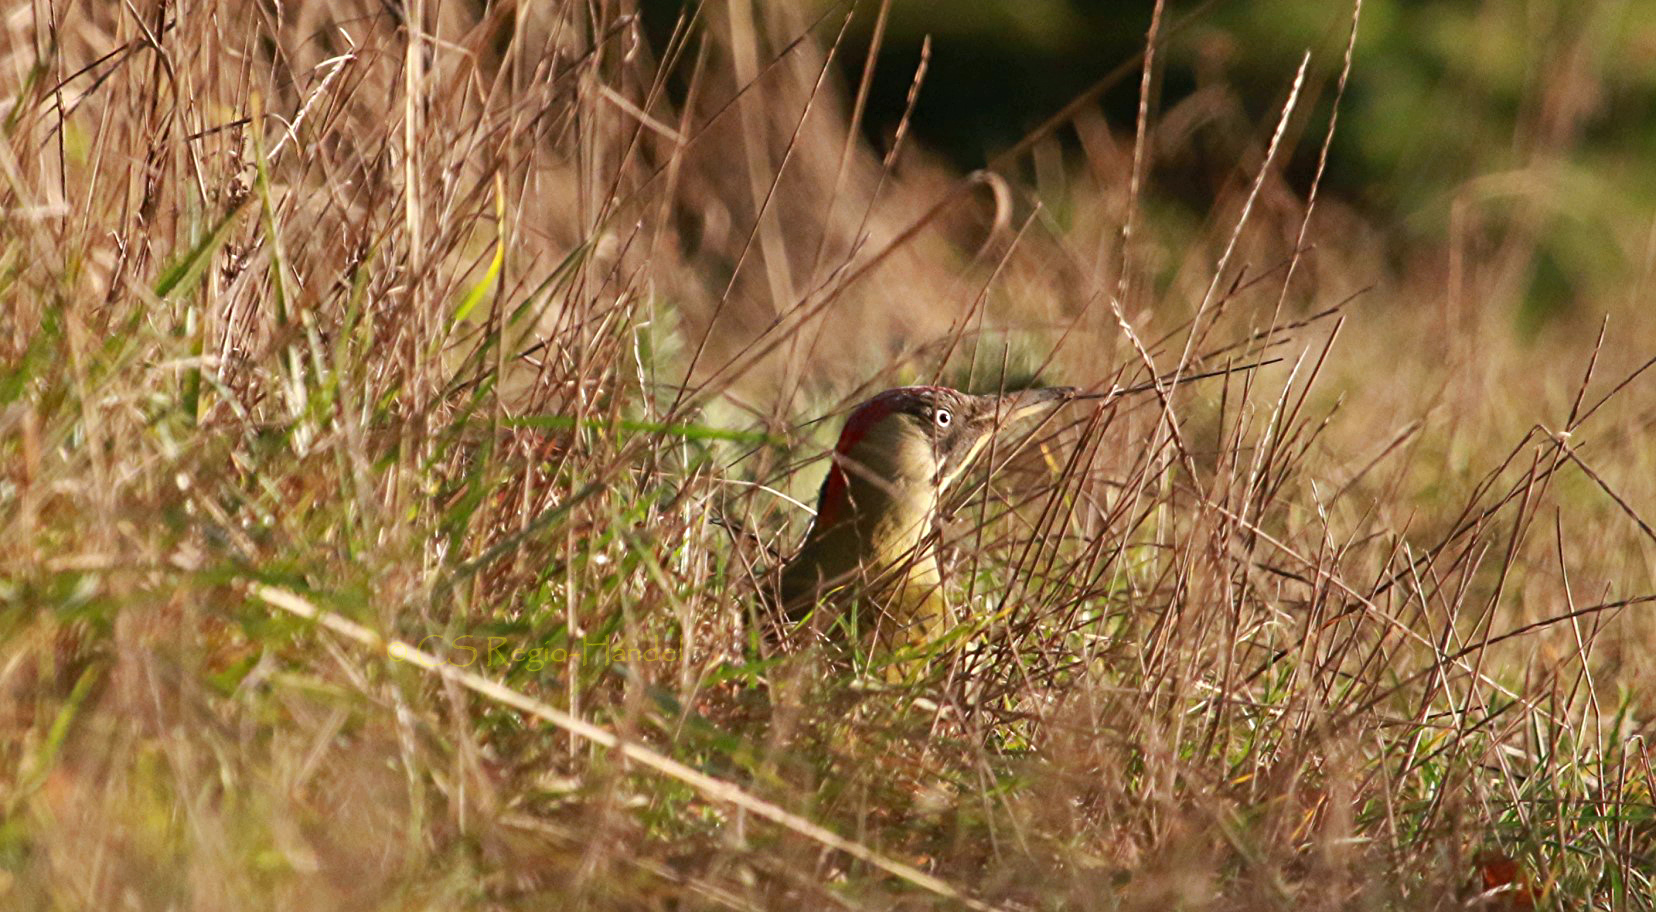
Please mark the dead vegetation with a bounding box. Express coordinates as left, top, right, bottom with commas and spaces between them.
1, 0, 1653, 908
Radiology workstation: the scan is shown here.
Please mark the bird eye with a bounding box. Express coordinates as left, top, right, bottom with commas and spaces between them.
934, 408, 952, 428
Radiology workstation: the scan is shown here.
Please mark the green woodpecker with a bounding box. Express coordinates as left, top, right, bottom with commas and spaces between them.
777, 385, 1079, 656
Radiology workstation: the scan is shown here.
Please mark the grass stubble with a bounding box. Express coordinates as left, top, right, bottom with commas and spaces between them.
1, 0, 1653, 908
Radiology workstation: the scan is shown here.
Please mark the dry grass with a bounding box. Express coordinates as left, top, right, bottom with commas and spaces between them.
2, 0, 1654, 909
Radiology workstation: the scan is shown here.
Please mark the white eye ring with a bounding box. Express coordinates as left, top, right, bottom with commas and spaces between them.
934, 408, 952, 427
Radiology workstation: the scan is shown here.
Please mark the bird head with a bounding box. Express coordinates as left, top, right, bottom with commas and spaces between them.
812, 385, 1077, 530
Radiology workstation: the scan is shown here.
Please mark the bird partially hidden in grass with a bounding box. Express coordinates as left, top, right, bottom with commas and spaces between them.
770, 364, 1275, 678
773, 384, 1083, 676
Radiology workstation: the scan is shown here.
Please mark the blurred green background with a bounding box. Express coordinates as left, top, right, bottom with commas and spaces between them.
649, 0, 1656, 329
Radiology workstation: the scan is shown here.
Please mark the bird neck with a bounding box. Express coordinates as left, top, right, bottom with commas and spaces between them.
780, 428, 943, 620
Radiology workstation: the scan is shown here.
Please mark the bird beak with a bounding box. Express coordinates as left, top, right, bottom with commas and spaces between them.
936, 387, 1077, 491
992, 386, 1079, 423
